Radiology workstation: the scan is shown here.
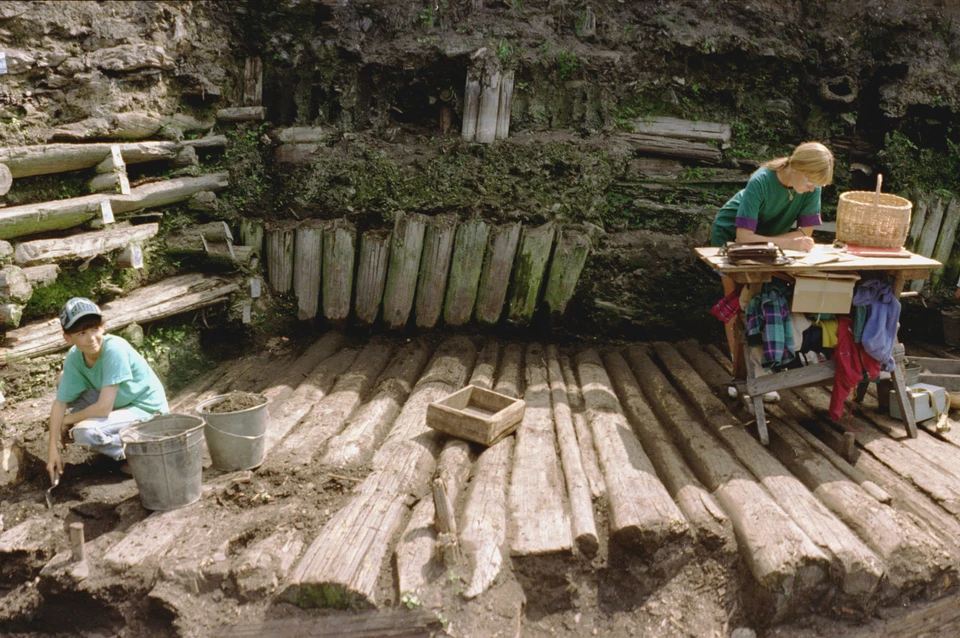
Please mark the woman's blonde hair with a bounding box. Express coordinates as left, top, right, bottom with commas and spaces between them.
762, 141, 834, 186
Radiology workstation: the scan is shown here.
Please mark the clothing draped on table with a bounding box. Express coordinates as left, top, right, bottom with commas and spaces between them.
829, 316, 881, 422
852, 279, 901, 371
744, 281, 795, 371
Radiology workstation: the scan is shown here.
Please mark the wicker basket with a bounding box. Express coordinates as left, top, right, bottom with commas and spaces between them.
836, 190, 912, 248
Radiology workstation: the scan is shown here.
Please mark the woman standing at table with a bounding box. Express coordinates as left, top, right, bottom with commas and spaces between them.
710, 141, 835, 359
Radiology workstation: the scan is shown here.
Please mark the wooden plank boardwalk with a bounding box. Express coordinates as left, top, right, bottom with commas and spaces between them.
4, 334, 960, 635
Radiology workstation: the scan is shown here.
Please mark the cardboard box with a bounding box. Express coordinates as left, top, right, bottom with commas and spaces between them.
426, 385, 525, 446
791, 272, 860, 314
889, 383, 948, 422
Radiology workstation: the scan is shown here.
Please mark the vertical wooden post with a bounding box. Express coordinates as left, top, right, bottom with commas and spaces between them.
69, 522, 86, 562
415, 214, 458, 329
0, 163, 11, 196
443, 218, 489, 326
475, 68, 501, 144
240, 219, 265, 254
432, 478, 461, 567
461, 68, 481, 142
931, 198, 960, 291
266, 222, 296, 294
293, 220, 323, 320
475, 222, 522, 325
243, 57, 264, 106
322, 218, 356, 323
495, 69, 515, 140
507, 221, 556, 325
354, 228, 391, 326
383, 212, 426, 330
542, 228, 590, 317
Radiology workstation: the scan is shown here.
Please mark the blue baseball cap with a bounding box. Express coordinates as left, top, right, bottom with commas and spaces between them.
60, 297, 102, 331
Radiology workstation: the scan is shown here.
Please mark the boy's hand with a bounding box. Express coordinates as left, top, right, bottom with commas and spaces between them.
47, 447, 63, 483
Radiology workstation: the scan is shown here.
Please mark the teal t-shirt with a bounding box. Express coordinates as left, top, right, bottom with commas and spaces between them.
710, 167, 822, 246
56, 334, 169, 421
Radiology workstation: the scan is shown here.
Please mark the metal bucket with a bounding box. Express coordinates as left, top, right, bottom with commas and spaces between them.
196, 394, 269, 471
120, 414, 205, 511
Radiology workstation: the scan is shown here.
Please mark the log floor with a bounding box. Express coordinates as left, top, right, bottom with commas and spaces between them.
2, 334, 960, 636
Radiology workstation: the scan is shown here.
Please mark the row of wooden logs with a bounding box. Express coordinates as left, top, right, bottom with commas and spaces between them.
907, 193, 960, 292
254, 214, 592, 329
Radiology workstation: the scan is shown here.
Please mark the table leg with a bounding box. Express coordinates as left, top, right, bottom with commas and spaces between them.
753, 395, 769, 445
890, 362, 918, 438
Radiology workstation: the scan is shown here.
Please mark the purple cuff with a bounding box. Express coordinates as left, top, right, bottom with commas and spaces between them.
798, 214, 822, 227
735, 217, 758, 231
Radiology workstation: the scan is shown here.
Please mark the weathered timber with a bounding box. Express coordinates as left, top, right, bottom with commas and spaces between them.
616, 347, 734, 551
239, 219, 264, 254
461, 68, 481, 142
546, 345, 599, 556
617, 132, 724, 163
108, 172, 229, 216
496, 70, 515, 140
276, 341, 392, 461
433, 478, 461, 566
911, 197, 945, 292
628, 116, 732, 143
414, 214, 457, 329
542, 228, 590, 316
103, 509, 192, 580
559, 353, 605, 500
443, 218, 488, 326
21, 264, 58, 288
383, 212, 426, 330
293, 220, 323, 321
249, 331, 346, 407
663, 342, 884, 599
1, 516, 75, 582
243, 57, 263, 106
13, 223, 158, 267
0, 303, 22, 328
217, 106, 266, 121
213, 609, 442, 638
629, 346, 830, 623
285, 338, 477, 607
906, 195, 928, 252
762, 403, 944, 594
263, 347, 359, 456
0, 273, 240, 363
88, 166, 130, 195
575, 348, 690, 553
0, 163, 11, 195
354, 228, 391, 326
0, 265, 32, 303
322, 218, 356, 323
118, 244, 144, 269
461, 342, 521, 599
0, 240, 12, 264
0, 137, 226, 179
931, 198, 960, 290
476, 69, 501, 145
276, 127, 326, 144
507, 221, 555, 325
508, 343, 573, 556
792, 385, 960, 515
475, 222, 521, 325
319, 340, 432, 468
232, 526, 304, 600
266, 222, 296, 294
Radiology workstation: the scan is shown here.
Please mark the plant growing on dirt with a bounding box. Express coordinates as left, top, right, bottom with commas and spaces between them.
400, 591, 422, 609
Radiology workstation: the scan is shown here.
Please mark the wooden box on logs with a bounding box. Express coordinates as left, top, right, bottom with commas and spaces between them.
426, 385, 525, 446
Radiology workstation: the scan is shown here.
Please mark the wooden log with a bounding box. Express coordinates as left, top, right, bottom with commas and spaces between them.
627, 116, 732, 143
414, 214, 457, 329
239, 219, 264, 254
0, 265, 32, 303
217, 106, 266, 121
559, 353, 605, 500
0, 273, 240, 363
319, 340, 432, 468
21, 264, 58, 288
0, 240, 12, 264
617, 133, 724, 163
546, 345, 598, 556
277, 127, 326, 144
661, 342, 884, 599
109, 172, 230, 216
507, 221, 556, 325
433, 478, 461, 566
461, 343, 521, 599
232, 525, 304, 600
474, 222, 521, 325
442, 218, 488, 326
461, 68, 481, 142
293, 220, 323, 321
575, 348, 690, 554
931, 198, 960, 290
542, 228, 590, 316
615, 347, 734, 551
322, 218, 356, 324
165, 222, 233, 254
475, 69, 501, 145
495, 69, 514, 140
243, 57, 263, 106
906, 194, 928, 252
0, 163, 11, 196
260, 331, 348, 408
89, 170, 131, 195
0, 303, 22, 328
266, 223, 296, 294
214, 609, 442, 638
14, 223, 158, 267
910, 196, 945, 293
382, 212, 426, 330
508, 343, 573, 556
285, 338, 476, 608
353, 228, 391, 326
103, 509, 191, 578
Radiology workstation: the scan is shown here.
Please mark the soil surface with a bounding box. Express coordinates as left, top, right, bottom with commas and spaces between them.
200, 392, 267, 414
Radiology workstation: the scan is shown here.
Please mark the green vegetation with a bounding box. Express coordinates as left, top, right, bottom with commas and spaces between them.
136, 323, 208, 394
880, 129, 960, 196
3, 172, 88, 207
295, 584, 364, 610
217, 123, 272, 220
22, 262, 121, 322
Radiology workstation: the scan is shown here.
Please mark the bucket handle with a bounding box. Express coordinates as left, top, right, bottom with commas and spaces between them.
206, 422, 267, 441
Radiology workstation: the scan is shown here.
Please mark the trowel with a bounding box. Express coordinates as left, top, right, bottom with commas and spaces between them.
45, 469, 60, 509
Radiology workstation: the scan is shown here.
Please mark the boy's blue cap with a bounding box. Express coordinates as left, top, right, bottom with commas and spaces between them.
60, 297, 102, 331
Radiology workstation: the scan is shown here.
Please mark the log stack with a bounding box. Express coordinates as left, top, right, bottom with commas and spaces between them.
462, 55, 514, 144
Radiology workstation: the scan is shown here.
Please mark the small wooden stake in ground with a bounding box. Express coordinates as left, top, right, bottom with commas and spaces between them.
432, 478, 461, 567
69, 522, 86, 563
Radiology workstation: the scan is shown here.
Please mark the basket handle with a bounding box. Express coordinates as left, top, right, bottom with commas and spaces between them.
874, 173, 883, 208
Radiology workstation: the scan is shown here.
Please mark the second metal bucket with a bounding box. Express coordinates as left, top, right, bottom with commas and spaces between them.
196, 394, 270, 471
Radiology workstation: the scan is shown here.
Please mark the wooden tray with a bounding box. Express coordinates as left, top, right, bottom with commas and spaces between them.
426, 385, 525, 446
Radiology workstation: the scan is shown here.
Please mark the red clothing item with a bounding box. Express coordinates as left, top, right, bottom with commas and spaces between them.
829, 316, 881, 422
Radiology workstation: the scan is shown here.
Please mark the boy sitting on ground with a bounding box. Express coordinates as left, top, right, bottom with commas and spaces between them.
46, 297, 169, 481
